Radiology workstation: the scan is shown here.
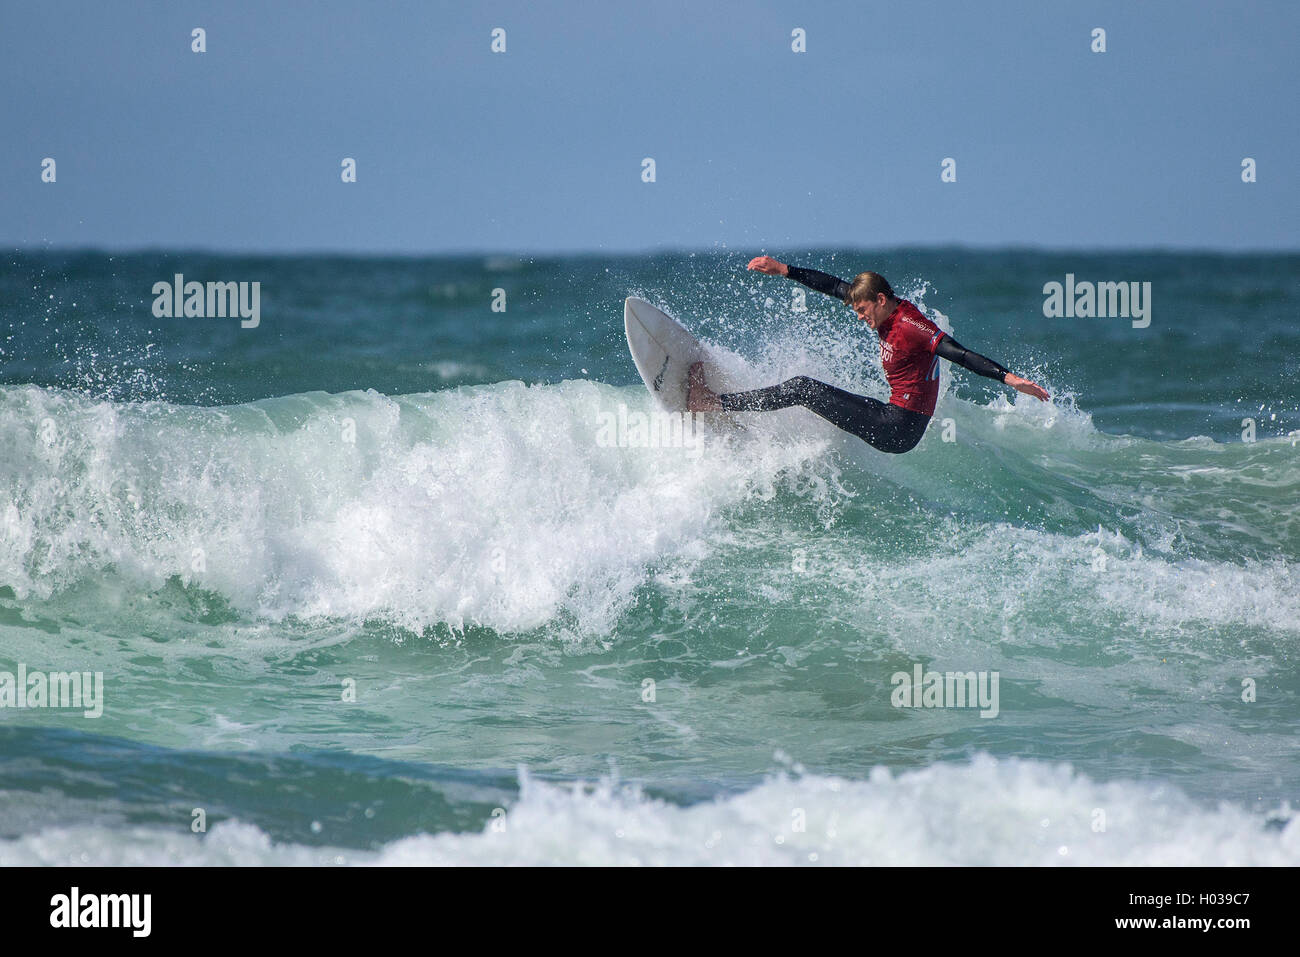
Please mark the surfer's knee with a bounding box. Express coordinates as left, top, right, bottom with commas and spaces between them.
878, 428, 926, 454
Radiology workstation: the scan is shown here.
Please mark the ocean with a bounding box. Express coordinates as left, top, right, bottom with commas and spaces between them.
1, 247, 1297, 865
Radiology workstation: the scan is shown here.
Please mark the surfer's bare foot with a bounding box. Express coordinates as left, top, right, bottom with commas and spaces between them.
687, 361, 722, 412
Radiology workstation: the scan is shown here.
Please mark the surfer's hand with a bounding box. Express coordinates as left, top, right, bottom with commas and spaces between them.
747, 256, 788, 276
1005, 373, 1050, 402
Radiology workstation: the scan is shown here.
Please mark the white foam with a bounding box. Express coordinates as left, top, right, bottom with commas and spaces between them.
2, 756, 1294, 866
2, 373, 1293, 641
0, 382, 842, 635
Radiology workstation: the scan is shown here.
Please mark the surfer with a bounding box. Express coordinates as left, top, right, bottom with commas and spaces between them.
686, 257, 1050, 453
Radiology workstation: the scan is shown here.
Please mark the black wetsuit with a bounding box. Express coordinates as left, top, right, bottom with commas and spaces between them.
718, 266, 1010, 454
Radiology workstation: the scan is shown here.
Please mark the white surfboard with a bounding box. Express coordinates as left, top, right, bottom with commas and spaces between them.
624, 297, 735, 412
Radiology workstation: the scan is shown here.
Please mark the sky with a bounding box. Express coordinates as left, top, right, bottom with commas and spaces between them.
2, 0, 1296, 254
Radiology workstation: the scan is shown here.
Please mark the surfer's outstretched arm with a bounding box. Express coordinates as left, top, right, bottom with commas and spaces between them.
935, 335, 1050, 401
747, 256, 850, 302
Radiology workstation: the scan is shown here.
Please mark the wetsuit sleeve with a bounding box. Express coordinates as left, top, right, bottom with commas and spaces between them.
934, 335, 1010, 382
785, 265, 852, 302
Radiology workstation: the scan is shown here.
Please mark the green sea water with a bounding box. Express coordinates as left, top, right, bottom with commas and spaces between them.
1, 248, 1297, 865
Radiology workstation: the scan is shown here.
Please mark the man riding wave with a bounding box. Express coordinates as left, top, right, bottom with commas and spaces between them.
687, 256, 1049, 453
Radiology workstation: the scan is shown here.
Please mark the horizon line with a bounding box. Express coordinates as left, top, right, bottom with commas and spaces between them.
8, 241, 1300, 260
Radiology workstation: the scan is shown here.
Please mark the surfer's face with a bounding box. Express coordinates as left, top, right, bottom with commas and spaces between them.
852, 294, 891, 329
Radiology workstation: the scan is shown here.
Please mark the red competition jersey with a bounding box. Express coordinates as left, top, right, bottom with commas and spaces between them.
876, 300, 946, 416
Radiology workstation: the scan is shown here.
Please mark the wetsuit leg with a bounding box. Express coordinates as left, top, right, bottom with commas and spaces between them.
719, 376, 930, 454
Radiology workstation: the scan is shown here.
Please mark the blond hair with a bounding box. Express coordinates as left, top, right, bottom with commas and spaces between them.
846, 271, 895, 304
